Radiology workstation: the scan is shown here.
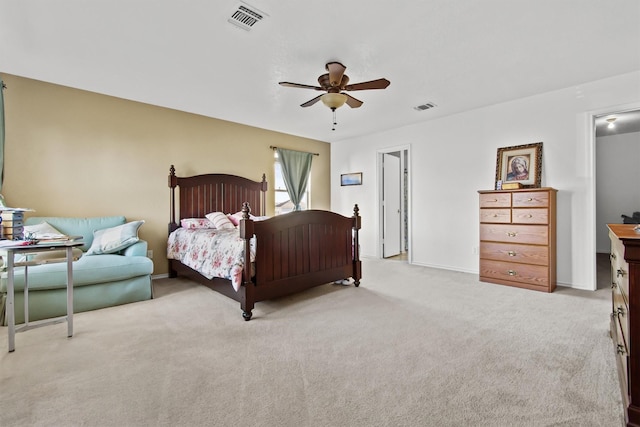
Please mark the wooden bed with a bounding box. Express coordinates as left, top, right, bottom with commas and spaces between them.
168, 165, 362, 320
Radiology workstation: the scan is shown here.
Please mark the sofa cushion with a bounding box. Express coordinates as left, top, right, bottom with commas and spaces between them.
85, 220, 144, 255
0, 254, 154, 292
25, 216, 127, 252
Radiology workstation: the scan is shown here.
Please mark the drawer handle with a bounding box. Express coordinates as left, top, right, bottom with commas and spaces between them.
507, 251, 517, 257
610, 253, 617, 261
617, 269, 626, 278
526, 214, 533, 218
526, 198, 533, 202
492, 214, 499, 217
617, 344, 626, 355
507, 269, 517, 276
506, 232, 517, 237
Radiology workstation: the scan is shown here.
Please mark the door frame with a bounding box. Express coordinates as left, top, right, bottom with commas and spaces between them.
376, 144, 412, 262
587, 101, 640, 290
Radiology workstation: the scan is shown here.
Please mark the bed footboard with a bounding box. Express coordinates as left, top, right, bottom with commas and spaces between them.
238, 204, 361, 320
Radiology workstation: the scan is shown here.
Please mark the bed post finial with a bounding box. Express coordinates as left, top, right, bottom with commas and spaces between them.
352, 203, 361, 287
241, 202, 251, 219
169, 165, 178, 232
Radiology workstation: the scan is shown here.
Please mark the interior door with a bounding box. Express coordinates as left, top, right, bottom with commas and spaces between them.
383, 153, 401, 258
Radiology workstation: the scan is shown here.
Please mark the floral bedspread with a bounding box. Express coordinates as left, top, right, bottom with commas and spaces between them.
167, 228, 256, 291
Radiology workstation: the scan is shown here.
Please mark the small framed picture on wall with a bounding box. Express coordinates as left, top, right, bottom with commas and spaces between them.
341, 172, 363, 186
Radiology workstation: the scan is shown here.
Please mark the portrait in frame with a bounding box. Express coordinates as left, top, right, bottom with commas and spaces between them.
341, 172, 363, 186
495, 142, 543, 188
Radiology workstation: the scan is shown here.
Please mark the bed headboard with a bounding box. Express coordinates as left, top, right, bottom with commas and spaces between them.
168, 165, 268, 231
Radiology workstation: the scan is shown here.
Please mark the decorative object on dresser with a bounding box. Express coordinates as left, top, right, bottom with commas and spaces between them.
495, 142, 543, 188
478, 187, 557, 292
608, 223, 640, 426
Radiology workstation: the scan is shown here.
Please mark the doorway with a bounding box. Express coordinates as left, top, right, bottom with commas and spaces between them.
377, 145, 411, 261
593, 107, 640, 289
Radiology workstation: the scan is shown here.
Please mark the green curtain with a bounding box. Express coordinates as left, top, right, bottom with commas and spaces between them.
0, 79, 4, 192
276, 148, 313, 211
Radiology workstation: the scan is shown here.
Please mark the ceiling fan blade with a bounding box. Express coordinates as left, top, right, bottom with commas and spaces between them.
345, 78, 390, 91
326, 62, 346, 87
345, 94, 363, 108
279, 82, 324, 90
300, 94, 323, 107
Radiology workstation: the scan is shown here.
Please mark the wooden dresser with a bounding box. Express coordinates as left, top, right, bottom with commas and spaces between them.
478, 187, 557, 292
608, 224, 640, 427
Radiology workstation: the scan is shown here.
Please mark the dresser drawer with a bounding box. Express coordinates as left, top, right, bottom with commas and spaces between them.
610, 238, 629, 297
480, 224, 548, 245
512, 191, 549, 208
480, 209, 511, 223
613, 284, 629, 342
612, 315, 629, 395
479, 192, 511, 208
480, 260, 549, 287
512, 208, 549, 224
613, 265, 630, 300
480, 242, 548, 265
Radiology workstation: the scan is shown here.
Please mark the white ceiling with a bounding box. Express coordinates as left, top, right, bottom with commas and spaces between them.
1, 0, 639, 143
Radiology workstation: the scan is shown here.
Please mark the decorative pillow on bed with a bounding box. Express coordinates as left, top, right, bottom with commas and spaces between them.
85, 220, 144, 255
226, 212, 244, 226
226, 212, 269, 225
180, 218, 214, 229
205, 212, 235, 230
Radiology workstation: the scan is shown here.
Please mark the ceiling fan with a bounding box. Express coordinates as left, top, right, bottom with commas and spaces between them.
279, 62, 390, 130
279, 61, 390, 110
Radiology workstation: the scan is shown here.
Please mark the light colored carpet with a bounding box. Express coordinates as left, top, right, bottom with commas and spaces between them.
0, 258, 624, 426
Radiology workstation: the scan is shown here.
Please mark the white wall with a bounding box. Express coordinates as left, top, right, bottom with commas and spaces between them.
596, 131, 640, 252
332, 71, 640, 290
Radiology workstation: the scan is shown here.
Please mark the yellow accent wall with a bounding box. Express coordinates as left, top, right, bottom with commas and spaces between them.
1, 74, 331, 275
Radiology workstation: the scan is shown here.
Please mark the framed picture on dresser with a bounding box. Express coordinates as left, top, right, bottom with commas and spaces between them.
495, 142, 543, 188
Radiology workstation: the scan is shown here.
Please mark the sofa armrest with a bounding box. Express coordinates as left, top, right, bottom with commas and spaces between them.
122, 240, 148, 257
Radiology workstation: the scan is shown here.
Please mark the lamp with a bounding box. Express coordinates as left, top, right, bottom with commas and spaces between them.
321, 93, 347, 109
606, 117, 617, 129
321, 93, 348, 131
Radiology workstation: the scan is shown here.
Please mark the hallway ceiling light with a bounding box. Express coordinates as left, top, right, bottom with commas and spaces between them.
606, 117, 617, 128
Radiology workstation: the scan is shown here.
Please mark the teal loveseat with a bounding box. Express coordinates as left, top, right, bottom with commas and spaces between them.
0, 216, 154, 325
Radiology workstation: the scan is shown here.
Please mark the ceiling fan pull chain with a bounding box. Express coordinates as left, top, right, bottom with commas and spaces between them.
332, 108, 337, 131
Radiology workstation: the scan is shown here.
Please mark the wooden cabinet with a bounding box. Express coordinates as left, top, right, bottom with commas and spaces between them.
478, 188, 557, 292
608, 224, 640, 427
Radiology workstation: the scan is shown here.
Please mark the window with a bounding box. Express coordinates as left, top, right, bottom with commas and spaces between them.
274, 153, 310, 215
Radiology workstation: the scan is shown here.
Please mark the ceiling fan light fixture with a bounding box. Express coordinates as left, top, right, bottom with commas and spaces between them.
321, 93, 348, 109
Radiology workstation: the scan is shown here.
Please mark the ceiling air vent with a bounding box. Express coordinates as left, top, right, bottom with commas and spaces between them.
413, 102, 437, 111
228, 1, 268, 31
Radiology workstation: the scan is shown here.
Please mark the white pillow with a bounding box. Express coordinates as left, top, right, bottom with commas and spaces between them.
205, 212, 234, 230
85, 220, 144, 255
180, 218, 215, 229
